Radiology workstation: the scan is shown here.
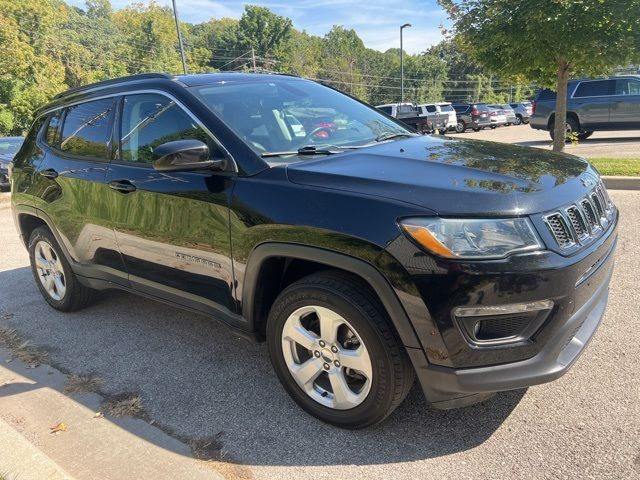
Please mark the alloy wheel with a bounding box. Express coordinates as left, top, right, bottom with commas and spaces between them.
34, 240, 66, 301
281, 305, 372, 410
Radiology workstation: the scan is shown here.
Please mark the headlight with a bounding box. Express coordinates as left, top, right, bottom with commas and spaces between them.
400, 217, 543, 259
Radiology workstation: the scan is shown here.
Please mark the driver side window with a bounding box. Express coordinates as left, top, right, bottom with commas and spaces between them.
120, 93, 223, 164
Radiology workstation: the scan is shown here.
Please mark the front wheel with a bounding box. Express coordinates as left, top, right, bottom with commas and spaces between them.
514, 115, 523, 125
28, 226, 95, 311
266, 271, 414, 429
456, 120, 466, 133
578, 131, 594, 140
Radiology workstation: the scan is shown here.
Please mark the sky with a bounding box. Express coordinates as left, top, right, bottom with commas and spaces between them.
67, 0, 449, 54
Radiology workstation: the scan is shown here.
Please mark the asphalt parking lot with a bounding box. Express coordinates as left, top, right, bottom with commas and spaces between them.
0, 190, 638, 480
453, 124, 640, 159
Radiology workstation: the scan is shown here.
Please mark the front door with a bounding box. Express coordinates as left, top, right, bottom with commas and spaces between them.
104, 92, 237, 315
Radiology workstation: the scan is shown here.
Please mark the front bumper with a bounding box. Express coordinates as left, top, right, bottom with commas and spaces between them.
409, 253, 614, 408
386, 203, 618, 408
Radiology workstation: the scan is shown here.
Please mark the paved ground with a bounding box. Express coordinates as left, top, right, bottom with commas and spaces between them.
0, 191, 639, 480
450, 124, 640, 158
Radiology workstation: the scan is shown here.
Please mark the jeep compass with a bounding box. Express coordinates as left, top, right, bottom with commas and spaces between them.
9, 73, 618, 428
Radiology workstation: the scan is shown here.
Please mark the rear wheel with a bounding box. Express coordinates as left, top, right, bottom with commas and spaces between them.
28, 226, 94, 312
456, 120, 466, 133
549, 116, 580, 141
490, 125, 497, 129
266, 271, 414, 429
514, 115, 523, 125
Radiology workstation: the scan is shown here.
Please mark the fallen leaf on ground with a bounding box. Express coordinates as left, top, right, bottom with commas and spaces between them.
50, 422, 67, 434
1, 313, 14, 320
93, 412, 104, 419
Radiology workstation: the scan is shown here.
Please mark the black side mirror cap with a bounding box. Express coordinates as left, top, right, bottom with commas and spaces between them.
152, 139, 226, 172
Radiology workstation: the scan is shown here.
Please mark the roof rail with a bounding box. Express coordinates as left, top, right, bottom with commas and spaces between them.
53, 73, 175, 100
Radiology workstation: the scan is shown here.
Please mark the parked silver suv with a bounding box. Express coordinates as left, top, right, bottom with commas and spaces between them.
531, 75, 640, 139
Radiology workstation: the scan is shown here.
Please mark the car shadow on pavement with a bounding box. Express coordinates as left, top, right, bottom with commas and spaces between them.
0, 266, 526, 467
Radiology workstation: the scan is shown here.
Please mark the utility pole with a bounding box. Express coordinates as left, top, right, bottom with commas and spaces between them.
400, 23, 411, 103
172, 0, 187, 75
251, 48, 257, 73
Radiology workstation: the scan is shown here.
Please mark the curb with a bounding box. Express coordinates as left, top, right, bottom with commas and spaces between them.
602, 176, 640, 190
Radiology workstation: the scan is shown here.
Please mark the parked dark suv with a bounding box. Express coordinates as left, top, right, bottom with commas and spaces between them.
451, 103, 492, 132
10, 73, 618, 428
531, 75, 640, 139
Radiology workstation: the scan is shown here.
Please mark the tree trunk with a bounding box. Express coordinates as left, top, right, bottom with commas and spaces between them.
552, 59, 571, 152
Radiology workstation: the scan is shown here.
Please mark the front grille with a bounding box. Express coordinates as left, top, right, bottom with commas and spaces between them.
544, 182, 614, 250
546, 213, 573, 248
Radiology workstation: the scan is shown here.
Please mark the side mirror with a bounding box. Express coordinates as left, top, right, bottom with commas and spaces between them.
152, 139, 226, 172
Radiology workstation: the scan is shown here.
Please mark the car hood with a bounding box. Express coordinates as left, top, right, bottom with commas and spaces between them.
286, 135, 597, 216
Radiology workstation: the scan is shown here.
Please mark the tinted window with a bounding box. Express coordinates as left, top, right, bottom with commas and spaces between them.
398, 105, 415, 114
573, 80, 613, 98
120, 93, 222, 164
425, 105, 437, 113
440, 105, 454, 112
46, 110, 63, 147
537, 89, 556, 101
509, 103, 518, 108
615, 79, 640, 95
60, 98, 115, 158
453, 105, 469, 113
378, 106, 392, 114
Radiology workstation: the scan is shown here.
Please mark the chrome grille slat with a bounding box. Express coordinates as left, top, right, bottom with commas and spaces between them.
543, 183, 614, 250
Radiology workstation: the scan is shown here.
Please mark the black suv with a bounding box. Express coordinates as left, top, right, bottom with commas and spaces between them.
10, 73, 618, 428
531, 75, 640, 139
451, 103, 492, 132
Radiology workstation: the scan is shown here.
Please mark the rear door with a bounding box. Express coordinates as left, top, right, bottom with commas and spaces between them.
610, 78, 640, 129
34, 97, 129, 286
571, 80, 614, 129
104, 92, 237, 315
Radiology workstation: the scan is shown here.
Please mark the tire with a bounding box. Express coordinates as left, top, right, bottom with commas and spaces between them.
455, 120, 466, 133
549, 116, 580, 141
578, 131, 594, 140
490, 125, 497, 129
28, 226, 94, 312
266, 270, 415, 429
514, 115, 523, 125
438, 129, 447, 135
472, 127, 480, 132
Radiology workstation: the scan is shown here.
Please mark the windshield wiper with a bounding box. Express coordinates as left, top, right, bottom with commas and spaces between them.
374, 132, 417, 143
262, 145, 350, 158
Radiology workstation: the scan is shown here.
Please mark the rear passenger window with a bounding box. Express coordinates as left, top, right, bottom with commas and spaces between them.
573, 80, 613, 98
453, 105, 468, 113
425, 105, 437, 113
60, 98, 115, 158
378, 106, 392, 115
46, 110, 63, 147
120, 93, 223, 164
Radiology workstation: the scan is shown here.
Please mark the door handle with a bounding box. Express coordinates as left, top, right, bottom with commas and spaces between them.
39, 168, 58, 179
108, 180, 137, 193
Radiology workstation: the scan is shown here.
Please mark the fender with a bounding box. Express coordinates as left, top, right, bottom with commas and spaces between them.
241, 242, 423, 350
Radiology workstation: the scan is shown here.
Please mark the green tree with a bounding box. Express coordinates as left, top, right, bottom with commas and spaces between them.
439, 0, 640, 151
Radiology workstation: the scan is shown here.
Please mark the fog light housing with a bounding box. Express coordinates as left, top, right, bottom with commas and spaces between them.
453, 300, 554, 346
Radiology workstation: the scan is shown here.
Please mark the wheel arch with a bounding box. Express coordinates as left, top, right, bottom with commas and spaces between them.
547, 111, 581, 131
241, 242, 422, 350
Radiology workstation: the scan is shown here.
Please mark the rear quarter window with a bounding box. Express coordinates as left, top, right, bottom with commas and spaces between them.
537, 89, 557, 101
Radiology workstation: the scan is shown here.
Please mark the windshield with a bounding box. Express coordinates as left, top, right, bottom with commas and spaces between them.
191, 79, 411, 161
0, 138, 24, 157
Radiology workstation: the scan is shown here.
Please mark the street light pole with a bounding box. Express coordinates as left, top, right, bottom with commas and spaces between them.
400, 23, 411, 103
172, 0, 188, 75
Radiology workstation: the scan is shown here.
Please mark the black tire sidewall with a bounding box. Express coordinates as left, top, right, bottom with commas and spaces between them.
266, 283, 397, 429
28, 227, 75, 310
